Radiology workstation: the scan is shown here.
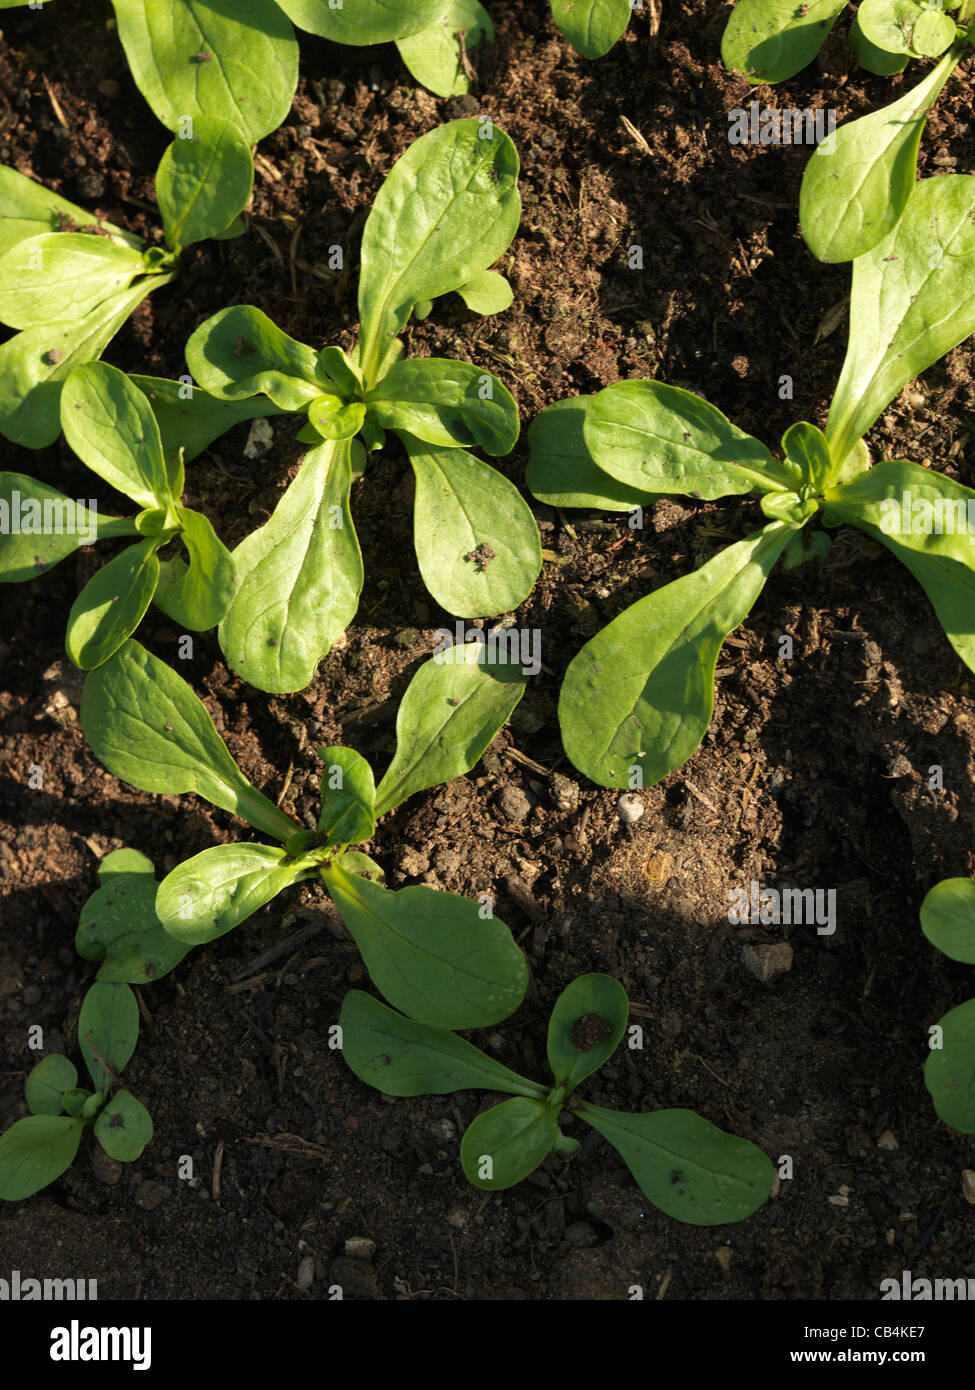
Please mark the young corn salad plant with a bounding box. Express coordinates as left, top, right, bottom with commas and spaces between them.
0, 117, 253, 448
722, 0, 975, 261
185, 118, 541, 694
340, 974, 775, 1223
80, 637, 529, 1029
528, 174, 975, 791
921, 878, 975, 1135
0, 362, 243, 669
0, 982, 150, 1201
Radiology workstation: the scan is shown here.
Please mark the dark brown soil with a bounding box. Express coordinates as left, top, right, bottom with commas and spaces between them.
2, 0, 975, 1301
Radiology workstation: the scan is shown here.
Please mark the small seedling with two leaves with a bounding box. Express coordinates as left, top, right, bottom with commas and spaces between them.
0, 117, 253, 447
529, 174, 975, 790
0, 361, 246, 669
0, 982, 151, 1201
921, 877, 975, 1134
722, 0, 975, 261
340, 974, 775, 1224
80, 636, 529, 1028
185, 117, 541, 694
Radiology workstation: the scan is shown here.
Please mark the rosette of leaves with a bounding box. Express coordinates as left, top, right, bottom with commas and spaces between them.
0, 360, 238, 669
722, 0, 975, 261
921, 877, 975, 1134
0, 982, 151, 1201
340, 974, 775, 1223
185, 118, 540, 694
80, 637, 529, 1028
528, 174, 975, 790
0, 116, 253, 447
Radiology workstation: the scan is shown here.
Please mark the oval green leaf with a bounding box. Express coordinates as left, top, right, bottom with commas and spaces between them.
546, 973, 628, 1093
317, 746, 376, 847
460, 1097, 558, 1188
79, 981, 140, 1093
368, 359, 519, 457
157, 842, 306, 945
94, 1089, 153, 1162
25, 1055, 78, 1117
549, 0, 630, 59
0, 473, 116, 583
396, 0, 493, 98
721, 0, 847, 83
276, 0, 448, 44
339, 990, 542, 1098
921, 878, 975, 964
577, 1102, 776, 1224
65, 539, 161, 671
0, 234, 149, 329
156, 116, 254, 251
559, 522, 792, 788
0, 1116, 85, 1201
322, 861, 528, 1029
62, 360, 171, 511
186, 304, 328, 410
925, 998, 975, 1133
526, 397, 657, 510
153, 508, 236, 631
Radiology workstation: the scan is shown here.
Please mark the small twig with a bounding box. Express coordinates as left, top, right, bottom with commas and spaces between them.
503, 746, 550, 776
83, 1034, 123, 1089
228, 920, 324, 983
243, 1132, 333, 1161
212, 1140, 224, 1202
455, 28, 476, 83
276, 760, 295, 806
683, 778, 719, 814
42, 74, 69, 129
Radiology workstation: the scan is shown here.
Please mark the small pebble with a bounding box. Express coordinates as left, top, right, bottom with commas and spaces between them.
877, 1130, 898, 1151
344, 1237, 375, 1259
133, 1180, 169, 1211
297, 1255, 316, 1289
962, 1170, 975, 1205
244, 418, 274, 460
496, 785, 532, 823
550, 773, 580, 813
91, 1145, 122, 1186
742, 943, 793, 982
616, 793, 644, 824
714, 1245, 733, 1273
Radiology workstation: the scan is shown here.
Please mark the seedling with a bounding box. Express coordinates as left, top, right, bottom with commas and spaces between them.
921, 877, 975, 1134
186, 118, 541, 693
0, 117, 253, 447
528, 174, 975, 789
0, 361, 238, 670
340, 974, 775, 1223
722, 0, 975, 261
76, 848, 191, 986
0, 982, 151, 1201
81, 636, 529, 1028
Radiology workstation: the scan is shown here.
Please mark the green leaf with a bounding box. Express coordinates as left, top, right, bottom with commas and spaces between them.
157, 842, 307, 945
156, 117, 254, 251
921, 878, 975, 964
577, 1103, 775, 1224
77, 849, 157, 962
317, 747, 376, 847
549, 0, 630, 59
857, 0, 925, 57
782, 421, 833, 492
25, 1055, 78, 1117
339, 990, 542, 1098
316, 346, 362, 396
0, 276, 171, 449
322, 861, 528, 1029
0, 234, 149, 329
62, 360, 172, 510
307, 395, 366, 442
153, 508, 236, 631
800, 55, 958, 264
546, 973, 628, 1094
76, 848, 191, 985
559, 522, 793, 788
337, 850, 385, 882
526, 397, 657, 510
276, 0, 449, 44
358, 119, 520, 386
65, 539, 161, 671
218, 437, 364, 694
79, 982, 139, 1093
455, 269, 512, 315
80, 639, 298, 843
850, 11, 910, 73
0, 1116, 85, 1201
396, 0, 493, 98
584, 380, 794, 498
63, 1089, 94, 1119
368, 359, 519, 457
912, 7, 957, 56
374, 642, 525, 817
822, 458, 975, 672
129, 375, 287, 466
110, 0, 299, 142
186, 304, 327, 411
404, 436, 542, 618
827, 176, 975, 465
0, 164, 141, 259
94, 1090, 153, 1162
0, 473, 128, 583
925, 998, 975, 1133
461, 1097, 558, 1188
721, 0, 847, 83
